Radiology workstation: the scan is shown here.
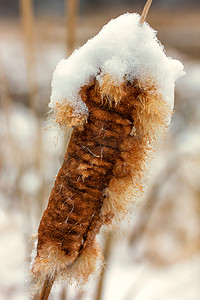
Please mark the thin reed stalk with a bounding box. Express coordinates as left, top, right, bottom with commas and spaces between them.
20, 0, 37, 109
140, 0, 153, 24
20, 0, 46, 219
66, 0, 79, 55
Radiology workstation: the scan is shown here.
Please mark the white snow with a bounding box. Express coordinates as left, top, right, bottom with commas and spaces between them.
103, 255, 200, 300
50, 13, 185, 114
0, 211, 27, 300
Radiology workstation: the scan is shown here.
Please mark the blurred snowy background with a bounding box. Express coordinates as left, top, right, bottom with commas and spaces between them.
0, 0, 200, 300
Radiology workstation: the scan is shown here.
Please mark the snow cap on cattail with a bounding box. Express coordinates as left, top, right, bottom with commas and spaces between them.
50, 13, 184, 119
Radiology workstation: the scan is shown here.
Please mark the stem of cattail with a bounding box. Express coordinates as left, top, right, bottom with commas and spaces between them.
39, 276, 55, 300
140, 0, 153, 24
60, 287, 67, 300
66, 0, 79, 55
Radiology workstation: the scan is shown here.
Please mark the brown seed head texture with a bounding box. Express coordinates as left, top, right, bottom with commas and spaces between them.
31, 75, 171, 294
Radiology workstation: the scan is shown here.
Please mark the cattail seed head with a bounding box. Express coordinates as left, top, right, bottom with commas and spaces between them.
30, 12, 184, 298
31, 76, 173, 295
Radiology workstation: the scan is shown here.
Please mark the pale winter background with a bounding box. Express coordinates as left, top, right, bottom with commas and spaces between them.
0, 0, 200, 300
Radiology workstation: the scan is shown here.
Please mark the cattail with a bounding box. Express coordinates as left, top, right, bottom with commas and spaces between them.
30, 6, 185, 299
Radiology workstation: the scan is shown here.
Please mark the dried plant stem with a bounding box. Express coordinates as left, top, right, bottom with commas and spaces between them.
66, 0, 79, 55
39, 277, 55, 300
20, 0, 46, 219
140, 0, 153, 24
95, 232, 113, 300
20, 0, 37, 109
60, 287, 67, 300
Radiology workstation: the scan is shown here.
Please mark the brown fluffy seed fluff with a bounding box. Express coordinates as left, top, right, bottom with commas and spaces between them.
31, 76, 171, 294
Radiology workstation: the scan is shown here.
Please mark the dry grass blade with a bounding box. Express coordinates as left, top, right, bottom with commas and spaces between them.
140, 0, 153, 24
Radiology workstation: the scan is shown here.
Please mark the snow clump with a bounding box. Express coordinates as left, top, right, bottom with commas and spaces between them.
50, 13, 185, 114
